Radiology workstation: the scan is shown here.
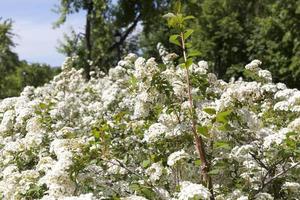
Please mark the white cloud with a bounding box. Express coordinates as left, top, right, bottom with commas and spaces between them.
11, 15, 85, 66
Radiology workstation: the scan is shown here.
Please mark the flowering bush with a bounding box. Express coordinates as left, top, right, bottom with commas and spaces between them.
0, 43, 300, 200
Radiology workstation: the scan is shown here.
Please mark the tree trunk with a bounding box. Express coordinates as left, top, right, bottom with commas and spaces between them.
85, 0, 93, 80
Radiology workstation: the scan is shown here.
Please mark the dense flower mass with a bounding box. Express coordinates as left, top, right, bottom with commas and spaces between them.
0, 44, 299, 199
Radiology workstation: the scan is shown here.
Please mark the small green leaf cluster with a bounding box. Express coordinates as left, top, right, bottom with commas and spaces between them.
163, 2, 201, 68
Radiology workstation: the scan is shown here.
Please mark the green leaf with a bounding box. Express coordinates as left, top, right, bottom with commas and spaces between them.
174, 1, 182, 13
184, 15, 195, 21
129, 183, 140, 191
208, 168, 221, 175
167, 17, 177, 28
130, 75, 138, 87
214, 141, 231, 150
169, 34, 181, 46
286, 131, 298, 138
194, 159, 201, 166
163, 12, 175, 19
141, 188, 156, 199
142, 159, 151, 168
197, 125, 209, 138
39, 103, 46, 109
178, 63, 185, 68
188, 50, 201, 58
216, 110, 232, 123
203, 107, 216, 115
185, 58, 193, 68
185, 42, 192, 48
92, 129, 100, 139
184, 29, 194, 40
218, 123, 233, 131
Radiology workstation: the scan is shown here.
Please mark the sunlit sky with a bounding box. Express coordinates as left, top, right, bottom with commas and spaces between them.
0, 0, 86, 66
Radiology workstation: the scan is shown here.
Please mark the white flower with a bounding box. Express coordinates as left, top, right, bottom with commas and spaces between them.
258, 70, 272, 82
134, 57, 147, 79
230, 145, 253, 162
101, 83, 120, 108
178, 181, 211, 200
61, 193, 95, 200
263, 128, 290, 149
167, 150, 189, 166
282, 182, 300, 192
172, 81, 186, 97
106, 159, 126, 175
261, 83, 277, 93
0, 110, 15, 133
274, 101, 289, 111
245, 60, 261, 71
238, 108, 261, 130
245, 60, 262, 71
121, 195, 148, 200
124, 53, 138, 63
145, 162, 164, 182
143, 123, 169, 143
288, 118, 300, 131
274, 89, 296, 100
255, 192, 274, 200
195, 60, 208, 74
276, 83, 286, 90
37, 157, 55, 172
237, 196, 248, 200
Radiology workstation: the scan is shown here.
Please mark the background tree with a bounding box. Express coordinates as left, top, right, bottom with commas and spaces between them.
138, 0, 300, 89
1, 0, 300, 98
0, 18, 20, 97
247, 0, 300, 88
55, 0, 171, 78
0, 19, 59, 99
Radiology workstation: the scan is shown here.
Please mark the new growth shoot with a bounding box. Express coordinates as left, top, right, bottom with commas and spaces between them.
163, 2, 214, 199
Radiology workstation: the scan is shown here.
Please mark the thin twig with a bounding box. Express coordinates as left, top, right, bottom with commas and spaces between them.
256, 161, 300, 193
107, 159, 167, 200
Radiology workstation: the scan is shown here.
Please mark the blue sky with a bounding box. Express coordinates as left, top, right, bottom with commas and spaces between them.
0, 0, 86, 66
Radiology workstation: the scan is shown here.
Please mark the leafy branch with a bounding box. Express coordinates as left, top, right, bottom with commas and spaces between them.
163, 2, 214, 199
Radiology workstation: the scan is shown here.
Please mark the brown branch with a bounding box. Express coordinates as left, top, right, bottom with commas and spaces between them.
180, 32, 214, 200
108, 13, 142, 51
84, 0, 93, 80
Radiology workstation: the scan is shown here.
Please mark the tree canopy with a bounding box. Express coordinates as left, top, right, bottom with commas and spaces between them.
0, 19, 59, 99
55, 0, 300, 88
1, 0, 300, 98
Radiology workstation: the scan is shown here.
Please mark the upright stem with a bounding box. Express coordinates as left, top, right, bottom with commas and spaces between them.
180, 32, 214, 199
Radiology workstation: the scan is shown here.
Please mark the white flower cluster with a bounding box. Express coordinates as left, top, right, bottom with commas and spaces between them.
145, 162, 164, 182
167, 150, 189, 166
245, 60, 272, 82
177, 181, 211, 200
0, 45, 299, 199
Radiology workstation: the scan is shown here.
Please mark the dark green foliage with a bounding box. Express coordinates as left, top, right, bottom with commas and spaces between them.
21, 184, 48, 199
55, 0, 171, 76
247, 0, 300, 88
139, 0, 300, 88
0, 61, 60, 99
0, 19, 19, 98
2, 0, 300, 98
0, 19, 59, 99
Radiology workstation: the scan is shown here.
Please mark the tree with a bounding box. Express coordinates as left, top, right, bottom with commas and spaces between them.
55, 0, 171, 78
54, 0, 113, 78
142, 0, 300, 89
0, 19, 60, 98
0, 18, 20, 97
247, 0, 300, 88
55, 0, 300, 89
